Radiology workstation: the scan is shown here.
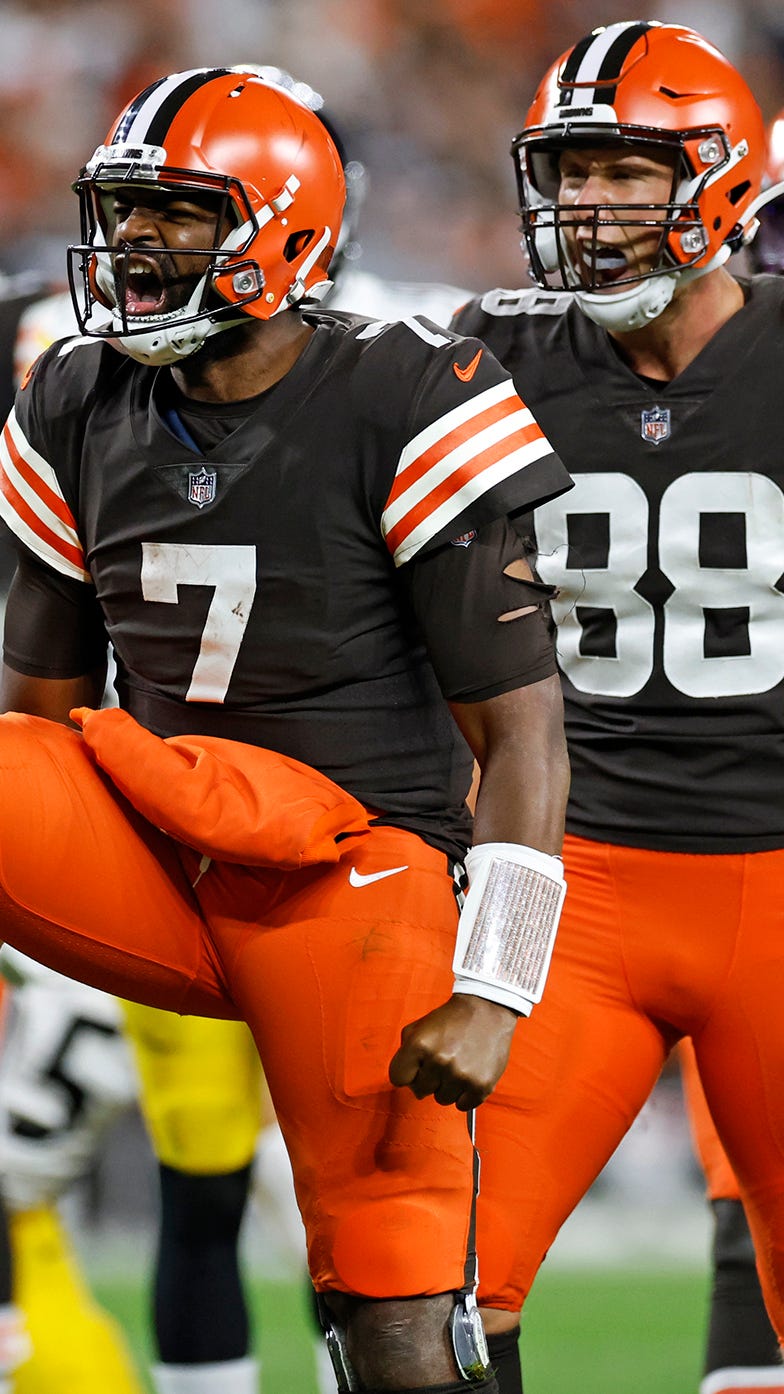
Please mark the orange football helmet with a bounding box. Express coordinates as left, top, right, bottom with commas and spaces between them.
68, 67, 346, 364
512, 20, 765, 330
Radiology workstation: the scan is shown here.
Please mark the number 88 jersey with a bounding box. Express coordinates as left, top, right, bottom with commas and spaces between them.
453, 276, 784, 853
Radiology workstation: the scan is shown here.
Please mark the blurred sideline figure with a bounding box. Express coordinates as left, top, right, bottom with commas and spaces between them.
0, 270, 55, 597
1, 66, 467, 1394
748, 108, 784, 275
0, 950, 145, 1394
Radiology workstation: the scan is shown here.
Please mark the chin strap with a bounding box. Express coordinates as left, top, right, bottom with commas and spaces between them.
109, 310, 244, 366
575, 242, 737, 334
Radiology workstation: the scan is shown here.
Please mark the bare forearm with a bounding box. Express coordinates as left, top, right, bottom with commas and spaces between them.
452, 674, 569, 853
472, 730, 569, 852
0, 664, 106, 725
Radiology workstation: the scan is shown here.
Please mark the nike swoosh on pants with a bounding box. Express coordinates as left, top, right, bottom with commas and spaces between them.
348, 865, 409, 887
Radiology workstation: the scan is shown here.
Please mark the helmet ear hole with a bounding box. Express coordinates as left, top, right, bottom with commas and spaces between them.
283, 229, 315, 262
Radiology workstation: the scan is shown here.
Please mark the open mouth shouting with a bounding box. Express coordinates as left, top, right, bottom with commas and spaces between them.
115, 252, 199, 317
119, 254, 166, 315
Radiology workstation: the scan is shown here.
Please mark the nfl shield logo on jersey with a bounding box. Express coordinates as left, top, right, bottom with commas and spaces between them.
640, 405, 671, 445
188, 467, 217, 508
451, 530, 477, 548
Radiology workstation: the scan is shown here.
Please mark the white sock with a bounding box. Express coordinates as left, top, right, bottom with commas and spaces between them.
0, 1300, 31, 1377
151, 1356, 260, 1393
700, 1367, 784, 1393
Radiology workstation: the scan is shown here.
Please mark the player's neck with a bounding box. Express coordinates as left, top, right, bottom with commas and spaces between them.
169, 311, 315, 402
607, 268, 745, 383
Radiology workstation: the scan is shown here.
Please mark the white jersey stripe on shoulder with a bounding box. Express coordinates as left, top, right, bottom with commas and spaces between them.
383, 402, 537, 537
57, 337, 103, 359
3, 412, 80, 536
390, 434, 555, 566
0, 489, 89, 582
396, 380, 518, 478
0, 411, 88, 580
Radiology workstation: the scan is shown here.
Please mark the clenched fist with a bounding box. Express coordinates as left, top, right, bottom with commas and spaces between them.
389, 994, 519, 1112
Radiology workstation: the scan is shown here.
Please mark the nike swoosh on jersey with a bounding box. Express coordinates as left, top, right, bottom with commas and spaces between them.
453, 348, 483, 382
348, 864, 409, 887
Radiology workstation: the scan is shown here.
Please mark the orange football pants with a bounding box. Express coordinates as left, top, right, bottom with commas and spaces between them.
0, 715, 476, 1298
475, 832, 784, 1342
679, 1035, 741, 1201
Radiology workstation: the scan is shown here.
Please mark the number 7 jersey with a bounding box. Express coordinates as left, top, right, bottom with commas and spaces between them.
453, 276, 784, 853
0, 308, 570, 860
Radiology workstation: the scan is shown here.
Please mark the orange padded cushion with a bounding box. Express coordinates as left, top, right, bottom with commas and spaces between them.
71, 707, 370, 869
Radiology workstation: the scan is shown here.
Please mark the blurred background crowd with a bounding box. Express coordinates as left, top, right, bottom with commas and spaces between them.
2, 0, 784, 295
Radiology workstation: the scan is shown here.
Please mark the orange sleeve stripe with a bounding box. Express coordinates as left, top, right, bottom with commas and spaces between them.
0, 464, 86, 572
384, 419, 545, 558
385, 396, 540, 510
2, 421, 77, 530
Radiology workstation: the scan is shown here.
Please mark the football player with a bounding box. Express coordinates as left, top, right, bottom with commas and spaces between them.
0, 66, 572, 1394
450, 20, 784, 1394
3, 69, 470, 1394
671, 99, 784, 1392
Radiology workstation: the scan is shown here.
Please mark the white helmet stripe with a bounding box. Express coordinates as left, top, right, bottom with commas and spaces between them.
560, 21, 655, 103
112, 68, 230, 149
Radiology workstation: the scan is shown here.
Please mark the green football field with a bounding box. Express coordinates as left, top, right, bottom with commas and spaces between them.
93, 1265, 710, 1393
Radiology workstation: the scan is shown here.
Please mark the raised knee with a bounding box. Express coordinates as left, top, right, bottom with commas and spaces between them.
330, 1197, 466, 1298
320, 1291, 495, 1391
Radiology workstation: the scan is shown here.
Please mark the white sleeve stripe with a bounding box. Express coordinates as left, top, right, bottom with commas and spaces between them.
396, 379, 519, 473
0, 430, 82, 554
5, 410, 71, 506
382, 405, 537, 535
390, 435, 556, 566
0, 490, 91, 582
57, 337, 102, 359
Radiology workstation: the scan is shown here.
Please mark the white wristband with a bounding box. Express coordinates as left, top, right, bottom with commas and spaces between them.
452, 842, 566, 1016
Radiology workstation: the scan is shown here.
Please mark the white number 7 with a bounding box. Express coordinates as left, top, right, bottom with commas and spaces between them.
141, 542, 257, 702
